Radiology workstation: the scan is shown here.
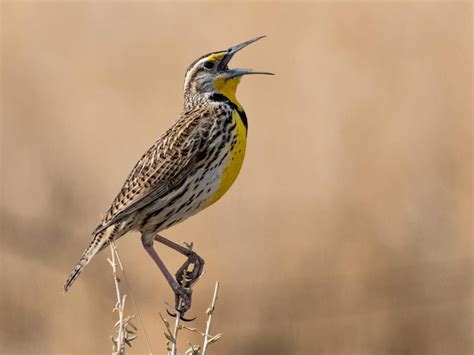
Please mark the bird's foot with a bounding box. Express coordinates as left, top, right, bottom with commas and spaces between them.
175, 251, 205, 288
166, 286, 196, 322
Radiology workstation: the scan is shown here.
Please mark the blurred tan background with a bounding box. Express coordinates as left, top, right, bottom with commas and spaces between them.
1, 1, 472, 354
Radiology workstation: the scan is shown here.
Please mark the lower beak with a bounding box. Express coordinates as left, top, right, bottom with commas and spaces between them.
225, 68, 274, 78
220, 36, 274, 77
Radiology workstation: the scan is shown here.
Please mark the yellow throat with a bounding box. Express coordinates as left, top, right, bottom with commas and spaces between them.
204, 77, 247, 207
213, 77, 243, 110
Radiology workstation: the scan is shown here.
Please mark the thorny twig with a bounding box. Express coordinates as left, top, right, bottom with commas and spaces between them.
202, 282, 221, 354
108, 243, 137, 354
159, 312, 175, 354
171, 308, 181, 355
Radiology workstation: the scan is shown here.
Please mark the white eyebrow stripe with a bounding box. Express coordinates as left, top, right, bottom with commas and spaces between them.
183, 57, 210, 91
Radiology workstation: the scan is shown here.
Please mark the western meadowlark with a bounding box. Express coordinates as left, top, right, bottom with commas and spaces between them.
63, 36, 272, 317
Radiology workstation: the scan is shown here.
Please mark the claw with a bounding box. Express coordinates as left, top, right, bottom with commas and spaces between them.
166, 307, 176, 318
166, 308, 197, 322
180, 314, 197, 322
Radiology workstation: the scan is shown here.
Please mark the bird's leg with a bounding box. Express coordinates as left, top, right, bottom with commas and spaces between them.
154, 234, 205, 288
142, 242, 195, 321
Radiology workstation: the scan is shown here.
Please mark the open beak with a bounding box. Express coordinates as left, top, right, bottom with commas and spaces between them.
220, 36, 274, 78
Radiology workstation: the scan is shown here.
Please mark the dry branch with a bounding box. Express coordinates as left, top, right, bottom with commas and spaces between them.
108, 243, 137, 354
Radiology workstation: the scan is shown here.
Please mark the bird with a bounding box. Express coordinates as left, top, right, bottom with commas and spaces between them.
62, 36, 273, 317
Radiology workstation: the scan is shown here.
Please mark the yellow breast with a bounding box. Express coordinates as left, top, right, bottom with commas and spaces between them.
205, 110, 247, 207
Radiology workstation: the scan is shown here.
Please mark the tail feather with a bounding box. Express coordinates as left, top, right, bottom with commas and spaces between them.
62, 230, 111, 293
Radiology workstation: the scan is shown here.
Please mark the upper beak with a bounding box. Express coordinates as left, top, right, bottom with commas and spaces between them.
220, 36, 274, 78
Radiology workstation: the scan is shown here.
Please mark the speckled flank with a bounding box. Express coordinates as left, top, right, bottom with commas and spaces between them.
204, 110, 247, 207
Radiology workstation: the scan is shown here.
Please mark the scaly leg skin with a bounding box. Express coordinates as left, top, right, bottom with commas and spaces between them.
154, 234, 205, 287
175, 253, 205, 288
143, 242, 195, 321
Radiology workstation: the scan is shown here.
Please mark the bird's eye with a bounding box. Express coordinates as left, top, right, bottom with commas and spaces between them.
203, 61, 215, 70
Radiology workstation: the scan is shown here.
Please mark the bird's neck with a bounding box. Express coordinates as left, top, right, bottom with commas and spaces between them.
183, 91, 208, 110
183, 77, 243, 111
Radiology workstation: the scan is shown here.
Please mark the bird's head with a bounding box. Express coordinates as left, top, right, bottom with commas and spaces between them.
183, 36, 273, 108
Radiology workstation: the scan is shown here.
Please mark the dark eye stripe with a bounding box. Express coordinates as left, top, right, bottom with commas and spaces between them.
185, 52, 215, 76
203, 61, 215, 69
